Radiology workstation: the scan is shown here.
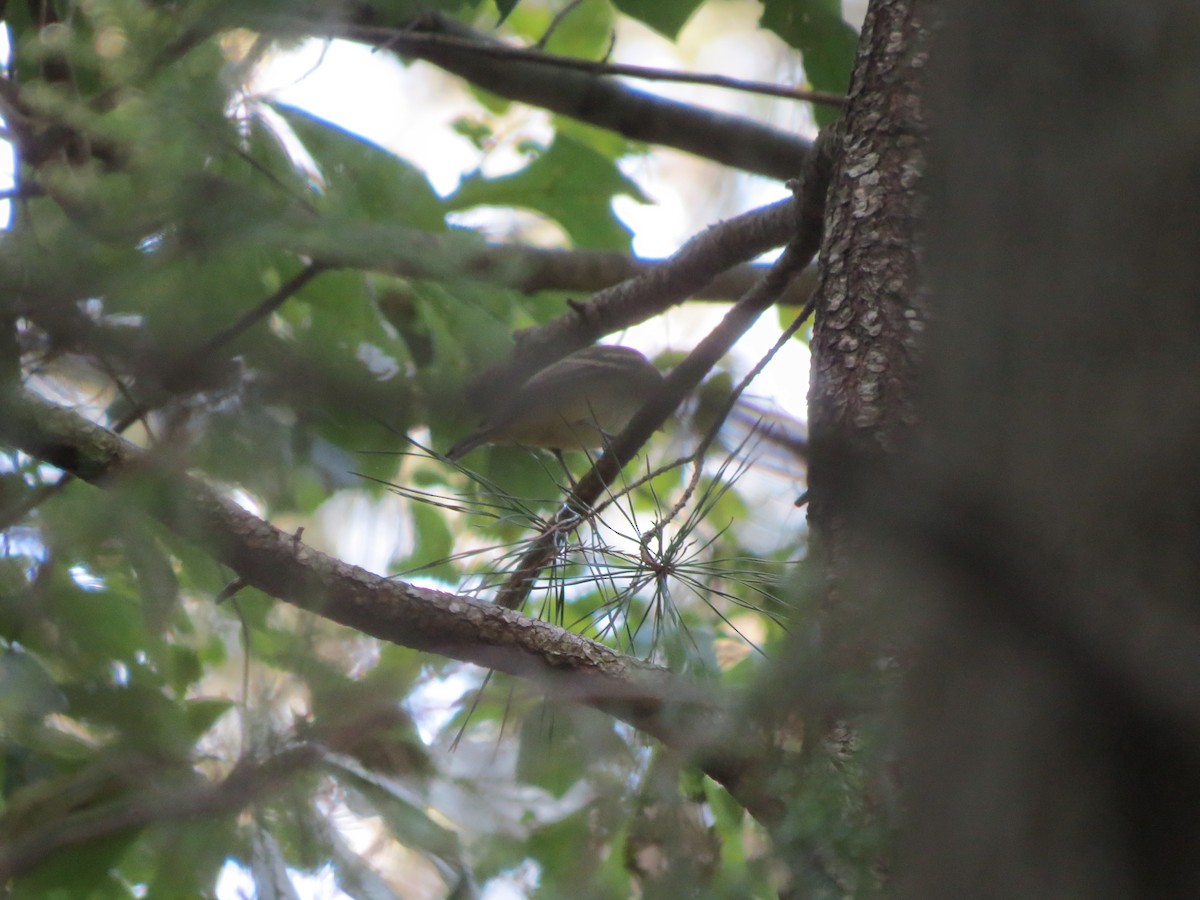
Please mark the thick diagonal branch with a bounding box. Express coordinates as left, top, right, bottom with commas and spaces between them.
464, 196, 802, 411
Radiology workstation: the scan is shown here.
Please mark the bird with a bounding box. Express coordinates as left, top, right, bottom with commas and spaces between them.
445, 344, 664, 461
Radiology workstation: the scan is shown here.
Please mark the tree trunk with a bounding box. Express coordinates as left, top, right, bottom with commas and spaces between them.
897, 1, 1200, 894
806, 0, 929, 653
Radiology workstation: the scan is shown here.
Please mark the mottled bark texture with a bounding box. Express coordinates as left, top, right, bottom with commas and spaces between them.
805, 0, 929, 644
895, 1, 1200, 896
763, 1, 930, 888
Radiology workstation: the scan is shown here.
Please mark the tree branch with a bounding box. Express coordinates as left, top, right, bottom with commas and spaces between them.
493, 130, 837, 610
0, 389, 788, 821
289, 220, 817, 305
259, 11, 812, 181
0, 746, 322, 882
361, 18, 845, 107
462, 196, 802, 412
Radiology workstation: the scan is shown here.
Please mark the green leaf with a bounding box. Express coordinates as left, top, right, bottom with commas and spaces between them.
761, 0, 858, 126
35, 572, 150, 678
704, 777, 746, 834
610, 0, 704, 39
120, 523, 180, 635
329, 758, 473, 888
104, 242, 290, 357
1, 757, 163, 895
164, 644, 205, 697
185, 698, 235, 741
0, 649, 68, 730
60, 683, 200, 757
345, 0, 476, 21
400, 502, 457, 582
494, 0, 520, 25
503, 0, 616, 58
270, 103, 447, 230
447, 134, 648, 250
10, 856, 137, 899
371, 644, 427, 687
531, 807, 630, 896
137, 819, 236, 898
516, 703, 627, 796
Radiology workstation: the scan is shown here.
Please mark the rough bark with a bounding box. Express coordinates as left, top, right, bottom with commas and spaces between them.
805, 0, 929, 643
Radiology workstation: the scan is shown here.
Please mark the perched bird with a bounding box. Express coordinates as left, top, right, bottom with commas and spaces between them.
445, 344, 663, 461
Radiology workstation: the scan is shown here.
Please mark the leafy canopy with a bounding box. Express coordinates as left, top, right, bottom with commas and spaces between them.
0, 0, 855, 896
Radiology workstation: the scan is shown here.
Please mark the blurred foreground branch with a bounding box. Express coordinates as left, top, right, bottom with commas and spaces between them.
0, 389, 791, 824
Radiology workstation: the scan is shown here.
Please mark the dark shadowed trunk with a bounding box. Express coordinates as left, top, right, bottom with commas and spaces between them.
893, 1, 1200, 894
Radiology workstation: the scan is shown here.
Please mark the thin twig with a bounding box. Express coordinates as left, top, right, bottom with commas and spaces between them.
112, 262, 325, 432
259, 11, 813, 181
535, 0, 587, 49
588, 297, 813, 524
0, 746, 323, 882
180, 263, 326, 380
365, 23, 845, 106
641, 296, 816, 546
0, 265, 325, 531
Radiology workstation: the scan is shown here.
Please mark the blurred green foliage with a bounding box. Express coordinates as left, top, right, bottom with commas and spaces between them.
0, 0, 856, 896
